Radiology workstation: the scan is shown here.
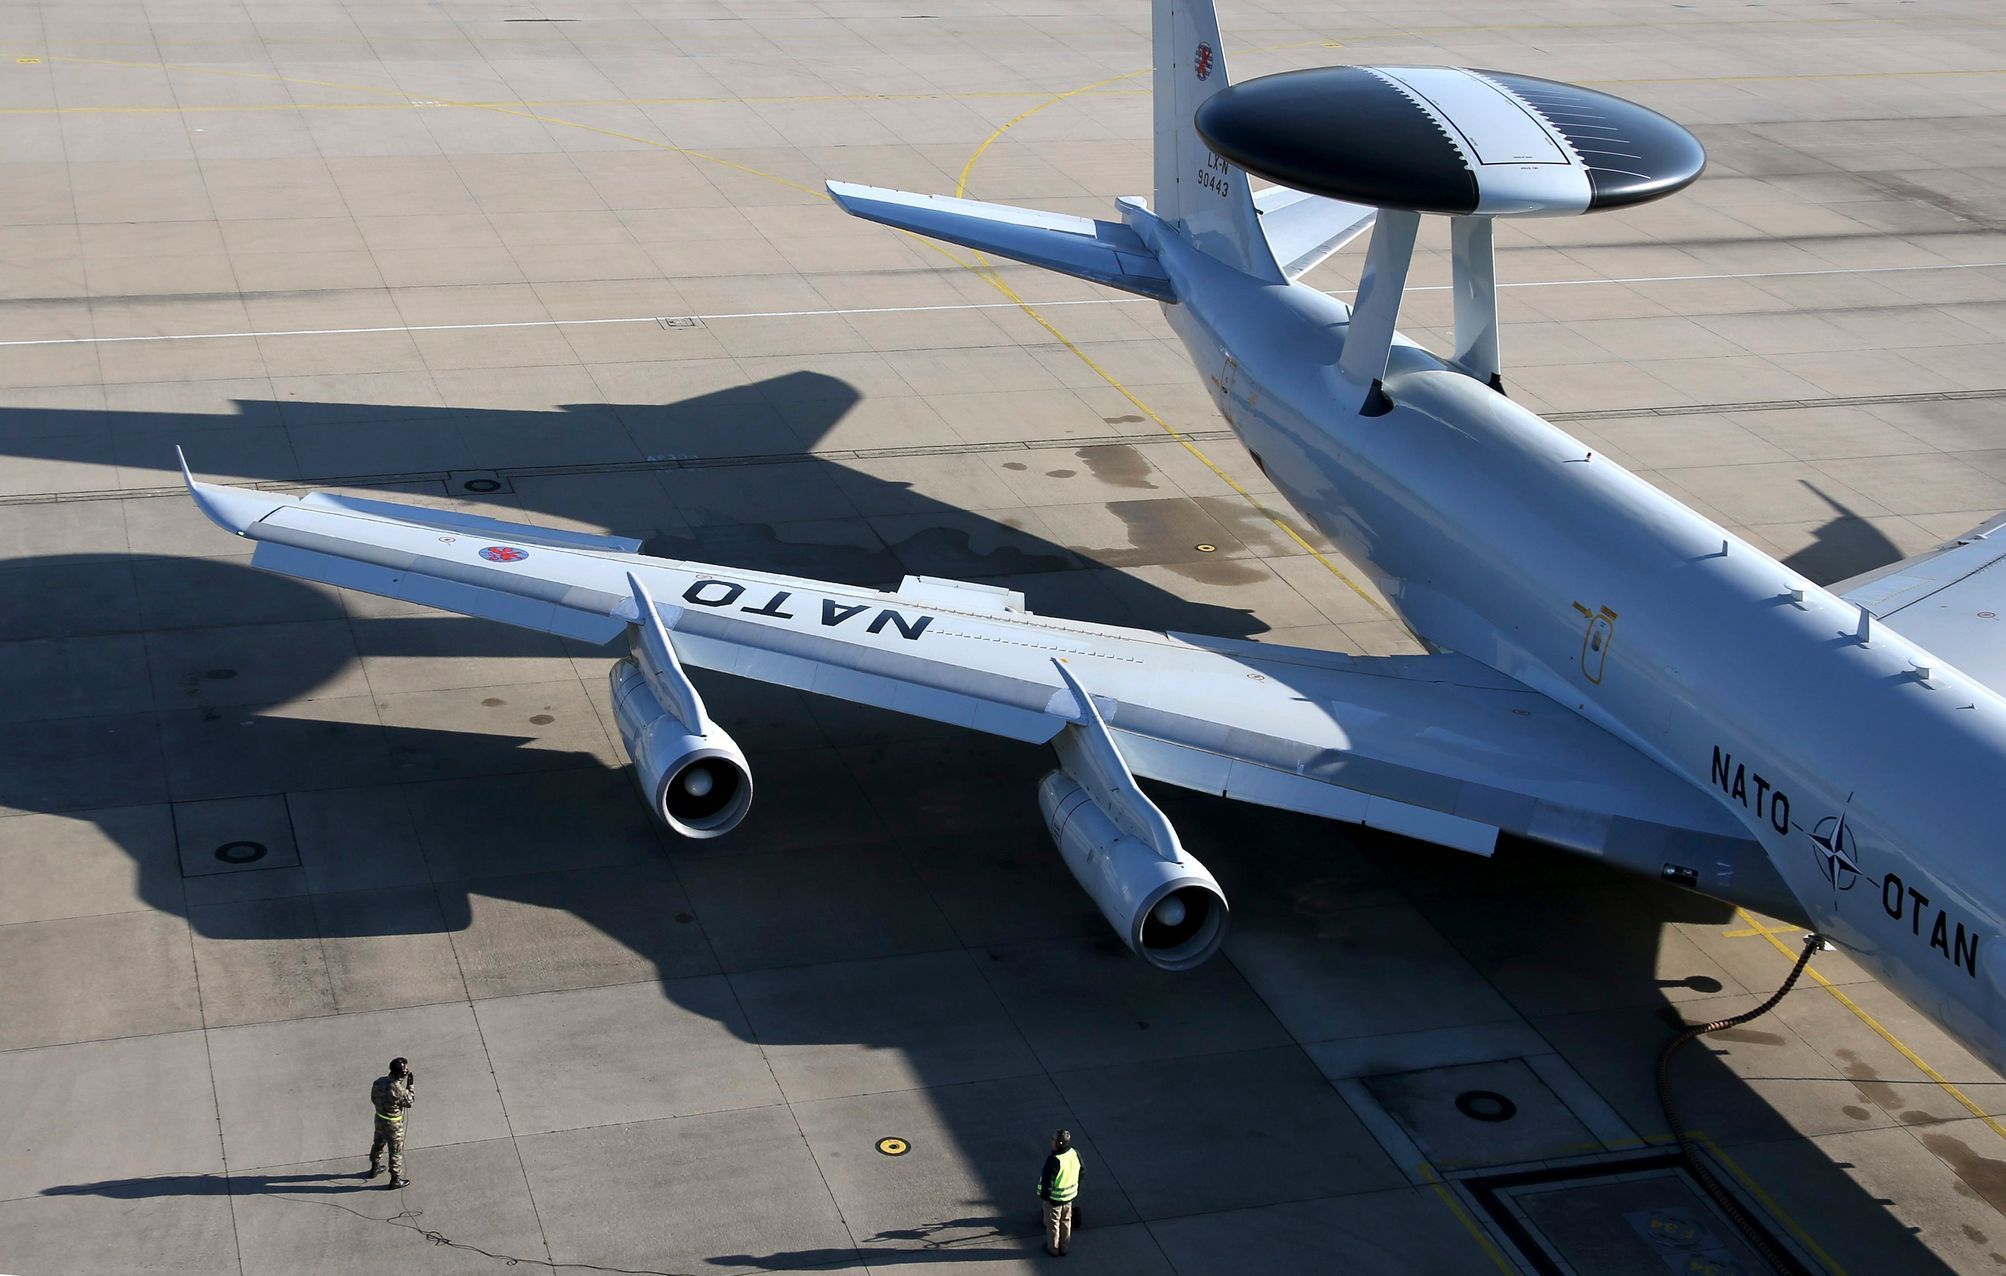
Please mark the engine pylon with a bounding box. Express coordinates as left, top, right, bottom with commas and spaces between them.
610, 574, 754, 838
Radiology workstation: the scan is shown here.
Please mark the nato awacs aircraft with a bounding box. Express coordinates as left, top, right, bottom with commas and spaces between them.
185, 0, 2006, 1071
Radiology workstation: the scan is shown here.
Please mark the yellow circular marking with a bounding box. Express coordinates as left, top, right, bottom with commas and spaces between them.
1195, 544, 1217, 553
876, 1137, 910, 1156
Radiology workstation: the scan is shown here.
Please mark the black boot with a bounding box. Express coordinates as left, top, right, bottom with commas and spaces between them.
387, 1175, 411, 1189
366, 1162, 382, 1178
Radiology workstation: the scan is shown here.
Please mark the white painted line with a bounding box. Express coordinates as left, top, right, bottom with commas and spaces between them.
4, 259, 2001, 349
0, 297, 1133, 349
1485, 258, 2006, 292
1332, 1077, 1438, 1189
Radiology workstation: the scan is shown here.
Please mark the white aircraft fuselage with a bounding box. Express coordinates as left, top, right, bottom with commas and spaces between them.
1136, 209, 2006, 1070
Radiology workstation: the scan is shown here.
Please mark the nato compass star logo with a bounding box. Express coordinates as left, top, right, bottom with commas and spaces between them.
1811, 812, 1859, 891
479, 545, 529, 563
1194, 43, 1214, 81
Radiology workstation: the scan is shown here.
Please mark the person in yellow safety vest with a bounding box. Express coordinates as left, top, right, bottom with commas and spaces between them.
368, 1056, 416, 1189
1036, 1127, 1081, 1257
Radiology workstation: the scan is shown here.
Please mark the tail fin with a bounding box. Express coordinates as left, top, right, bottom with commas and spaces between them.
1153, 0, 1281, 281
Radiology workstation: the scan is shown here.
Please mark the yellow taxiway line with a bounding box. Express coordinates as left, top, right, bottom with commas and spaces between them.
1734, 908, 2006, 1141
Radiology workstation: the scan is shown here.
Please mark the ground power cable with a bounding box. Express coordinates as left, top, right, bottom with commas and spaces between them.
1657, 931, 1824, 1275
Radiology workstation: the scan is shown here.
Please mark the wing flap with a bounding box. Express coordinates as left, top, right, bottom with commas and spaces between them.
669, 622, 1063, 744
1212, 746, 1495, 853
826, 181, 1176, 302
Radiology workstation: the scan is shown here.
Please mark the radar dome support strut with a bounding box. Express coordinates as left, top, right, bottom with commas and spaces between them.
1338, 208, 1419, 416
1340, 209, 1501, 414
1450, 215, 1502, 393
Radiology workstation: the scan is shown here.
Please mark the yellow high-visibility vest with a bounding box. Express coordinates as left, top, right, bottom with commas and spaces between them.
1041, 1148, 1080, 1202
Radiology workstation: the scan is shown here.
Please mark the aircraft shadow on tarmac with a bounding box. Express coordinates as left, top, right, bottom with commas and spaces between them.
2, 383, 1968, 1270
1783, 482, 1905, 587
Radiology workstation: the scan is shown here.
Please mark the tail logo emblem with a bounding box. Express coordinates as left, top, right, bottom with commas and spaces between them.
479, 545, 529, 563
1194, 43, 1214, 81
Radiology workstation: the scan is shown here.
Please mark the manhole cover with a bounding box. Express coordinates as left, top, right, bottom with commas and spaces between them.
448, 470, 514, 496
215, 841, 268, 865
1456, 1090, 1518, 1123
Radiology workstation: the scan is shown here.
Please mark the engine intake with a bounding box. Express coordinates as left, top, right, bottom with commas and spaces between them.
610, 659, 752, 837
1039, 769, 1228, 970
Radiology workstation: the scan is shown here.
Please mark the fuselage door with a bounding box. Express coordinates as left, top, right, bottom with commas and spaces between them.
1574, 603, 1616, 685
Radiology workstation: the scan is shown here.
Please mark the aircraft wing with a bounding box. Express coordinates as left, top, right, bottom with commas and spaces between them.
1835, 510, 2006, 694
181, 459, 1753, 864
1252, 185, 1376, 281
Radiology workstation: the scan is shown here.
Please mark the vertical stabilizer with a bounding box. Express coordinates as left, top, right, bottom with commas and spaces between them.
1152, 0, 1282, 281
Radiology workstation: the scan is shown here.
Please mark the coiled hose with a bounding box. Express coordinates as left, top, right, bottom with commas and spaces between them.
1655, 930, 1823, 1276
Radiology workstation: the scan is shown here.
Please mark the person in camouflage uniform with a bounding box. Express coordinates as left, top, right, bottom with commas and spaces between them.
368, 1056, 415, 1188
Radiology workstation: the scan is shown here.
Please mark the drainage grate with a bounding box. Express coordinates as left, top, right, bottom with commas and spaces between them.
1458, 1152, 1820, 1276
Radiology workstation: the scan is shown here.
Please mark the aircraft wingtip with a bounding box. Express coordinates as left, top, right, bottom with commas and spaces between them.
176, 446, 282, 537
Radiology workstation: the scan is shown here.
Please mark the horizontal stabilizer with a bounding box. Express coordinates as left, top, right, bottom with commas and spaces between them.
1837, 510, 2006, 695
826, 181, 1175, 302
1253, 186, 1376, 280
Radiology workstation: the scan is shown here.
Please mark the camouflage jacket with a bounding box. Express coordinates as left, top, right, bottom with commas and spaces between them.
370, 1075, 414, 1118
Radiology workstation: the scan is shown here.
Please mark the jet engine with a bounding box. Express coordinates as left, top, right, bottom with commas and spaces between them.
609, 660, 751, 837
1039, 770, 1228, 970
1036, 662, 1228, 971
609, 574, 753, 839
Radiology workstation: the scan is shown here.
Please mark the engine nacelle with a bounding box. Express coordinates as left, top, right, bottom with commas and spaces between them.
1038, 769, 1228, 971
609, 659, 752, 838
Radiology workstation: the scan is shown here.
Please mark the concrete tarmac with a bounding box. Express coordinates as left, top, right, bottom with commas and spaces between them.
3, 1, 2006, 1272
